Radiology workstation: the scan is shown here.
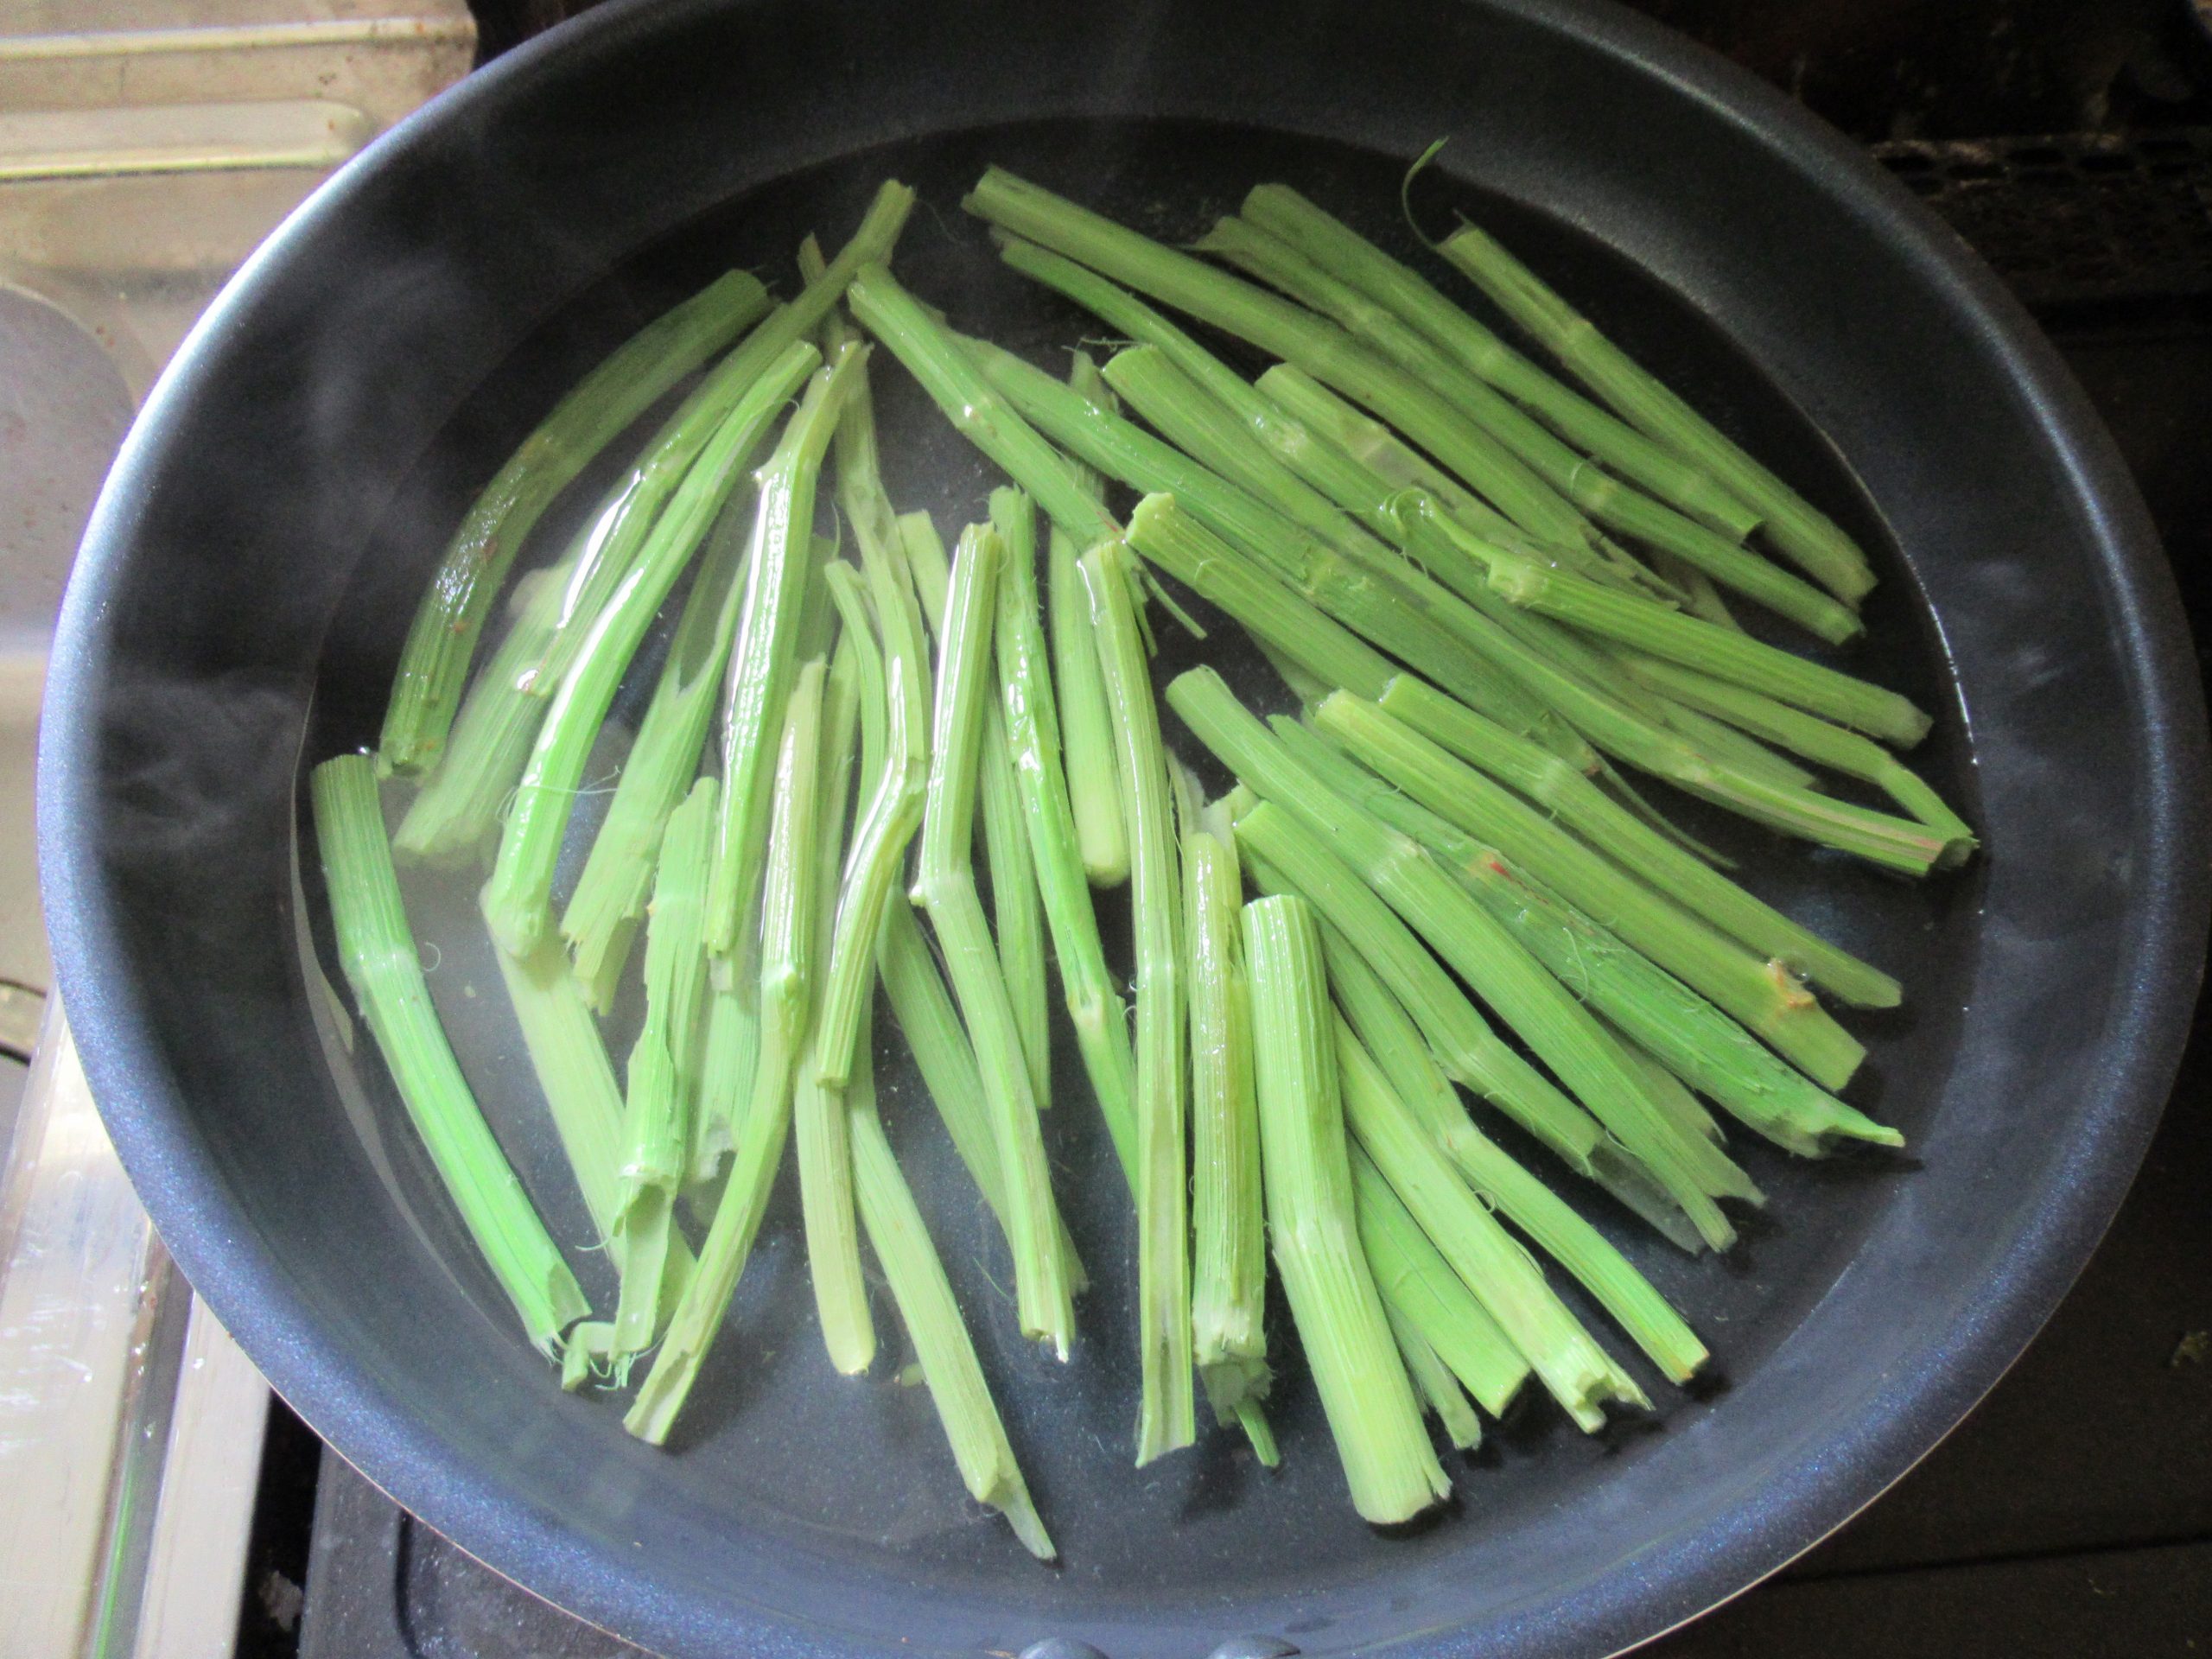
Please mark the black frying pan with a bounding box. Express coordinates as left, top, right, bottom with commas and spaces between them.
38, 1, 2209, 1655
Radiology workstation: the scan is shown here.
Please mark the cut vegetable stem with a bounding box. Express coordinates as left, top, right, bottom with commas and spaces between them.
1244, 893, 1446, 1522
1240, 184, 1760, 539
482, 340, 822, 960
1437, 218, 1878, 603
1331, 936, 1707, 1376
313, 754, 588, 1353
379, 269, 772, 774
1080, 539, 1196, 1461
626, 657, 827, 1443
1186, 823, 1269, 1436
990, 487, 1140, 1173
912, 524, 1076, 1358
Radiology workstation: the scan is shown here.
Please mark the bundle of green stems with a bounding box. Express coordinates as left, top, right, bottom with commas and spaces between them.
315, 162, 1970, 1554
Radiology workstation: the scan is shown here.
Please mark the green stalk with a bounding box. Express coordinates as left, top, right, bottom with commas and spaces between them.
989, 487, 1140, 1173
625, 658, 825, 1444
1080, 540, 1195, 1460
311, 755, 588, 1352
1092, 364, 1712, 874
1185, 823, 1271, 1443
610, 776, 716, 1353
1302, 721, 1896, 1153
390, 519, 600, 868
1116, 493, 1397, 701
1090, 344, 1712, 857
1303, 696, 1866, 1089
1200, 214, 1859, 646
810, 353, 937, 1088
970, 342, 1577, 760
1053, 355, 1134, 886
1100, 340, 1540, 658
1652, 695, 1817, 791
983, 490, 1052, 1105
898, 510, 1104, 1313
912, 524, 1076, 1358
392, 179, 913, 781
1173, 666, 1754, 1247
1230, 803, 1700, 1250
1437, 218, 1878, 604
749, 654, 830, 1209
824, 270, 1172, 645
879, 901, 1011, 1230
1386, 1298, 1483, 1451
902, 506, 1053, 1112
1385, 499, 1945, 873
1242, 184, 1761, 540
1374, 674, 1899, 1005
1337, 1023, 1644, 1431
1459, 855, 1904, 1155
995, 234, 1598, 586
690, 972, 757, 1184
1467, 538, 1930, 745
848, 1032, 1055, 1560
1253, 362, 1597, 574
1331, 936, 1707, 1374
1650, 550, 1742, 629
489, 929, 696, 1312
963, 167, 1598, 553
378, 270, 772, 774
1623, 655, 1977, 863
1098, 343, 1383, 568
480, 341, 821, 959
1235, 374, 1761, 855
825, 565, 886, 776
846, 264, 1119, 550
855, 530, 1083, 1291
701, 345, 866, 960
794, 631, 875, 1376
1243, 893, 1447, 1522
489, 933, 625, 1242
392, 330, 788, 870
997, 232, 1588, 589
561, 493, 749, 1010
1351, 1143, 1528, 1416
842, 542, 1084, 1282
1613, 1026, 1725, 1148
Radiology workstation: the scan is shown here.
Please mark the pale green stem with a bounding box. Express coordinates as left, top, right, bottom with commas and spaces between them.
624, 658, 825, 1444
379, 270, 773, 774
1437, 218, 1878, 603
481, 341, 821, 960
312, 754, 588, 1352
702, 346, 867, 961
1244, 893, 1446, 1522
1079, 540, 1195, 1461
912, 525, 1076, 1358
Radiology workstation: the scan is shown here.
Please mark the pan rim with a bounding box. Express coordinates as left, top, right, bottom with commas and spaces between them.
37, 0, 2209, 1653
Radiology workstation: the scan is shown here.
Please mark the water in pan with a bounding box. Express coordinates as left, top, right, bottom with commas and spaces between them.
296, 118, 1981, 1607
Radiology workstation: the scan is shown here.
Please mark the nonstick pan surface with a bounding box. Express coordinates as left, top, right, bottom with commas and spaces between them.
39, 1, 2209, 1655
